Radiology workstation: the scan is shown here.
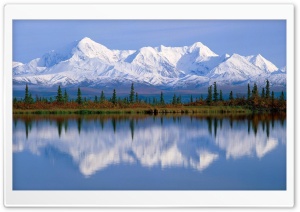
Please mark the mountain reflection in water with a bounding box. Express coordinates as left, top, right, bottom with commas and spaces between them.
13, 114, 286, 178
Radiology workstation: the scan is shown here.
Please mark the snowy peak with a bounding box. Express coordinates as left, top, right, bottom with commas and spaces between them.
12, 38, 286, 89
246, 54, 278, 73
76, 37, 106, 52
78, 37, 95, 44
189, 42, 206, 50
188, 42, 218, 59
207, 53, 266, 83
127, 47, 160, 66
74, 37, 117, 63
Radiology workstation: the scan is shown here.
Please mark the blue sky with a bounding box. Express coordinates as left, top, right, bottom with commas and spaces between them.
13, 20, 286, 68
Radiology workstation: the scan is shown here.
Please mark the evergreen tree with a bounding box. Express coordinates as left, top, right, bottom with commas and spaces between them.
64, 89, 68, 103
112, 89, 117, 104
261, 88, 265, 99
56, 85, 64, 103
190, 95, 193, 103
76, 87, 82, 104
213, 82, 218, 102
229, 91, 234, 101
266, 79, 270, 99
172, 94, 177, 105
219, 90, 223, 101
206, 85, 213, 105
28, 93, 34, 104
252, 83, 259, 98
271, 91, 275, 106
24, 84, 29, 102
129, 83, 135, 104
160, 91, 165, 105
100, 90, 105, 103
24, 84, 31, 103
247, 83, 251, 100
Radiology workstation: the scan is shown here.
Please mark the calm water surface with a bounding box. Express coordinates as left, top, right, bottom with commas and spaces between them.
13, 114, 286, 190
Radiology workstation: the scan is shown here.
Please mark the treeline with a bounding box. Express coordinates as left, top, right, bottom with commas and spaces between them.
13, 81, 286, 112
14, 83, 178, 108
186, 80, 286, 112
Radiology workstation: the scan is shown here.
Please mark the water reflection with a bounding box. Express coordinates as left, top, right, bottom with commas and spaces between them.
13, 114, 286, 177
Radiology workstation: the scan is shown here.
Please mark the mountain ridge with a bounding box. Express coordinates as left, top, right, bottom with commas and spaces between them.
13, 37, 286, 91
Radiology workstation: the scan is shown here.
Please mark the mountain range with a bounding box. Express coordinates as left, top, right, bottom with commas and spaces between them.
13, 37, 286, 93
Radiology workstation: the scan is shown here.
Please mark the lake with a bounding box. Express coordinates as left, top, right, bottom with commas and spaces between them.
13, 113, 286, 190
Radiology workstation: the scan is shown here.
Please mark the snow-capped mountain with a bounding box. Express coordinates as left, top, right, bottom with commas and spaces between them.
13, 37, 286, 91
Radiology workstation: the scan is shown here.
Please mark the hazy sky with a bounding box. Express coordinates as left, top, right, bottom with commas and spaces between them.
13, 20, 286, 68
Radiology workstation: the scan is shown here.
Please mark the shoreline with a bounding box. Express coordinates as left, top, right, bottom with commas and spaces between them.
13, 106, 281, 115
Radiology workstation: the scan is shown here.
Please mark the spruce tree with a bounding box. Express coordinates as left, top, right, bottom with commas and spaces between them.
213, 82, 218, 102
190, 95, 193, 103
24, 84, 30, 103
129, 83, 135, 104
64, 89, 68, 103
28, 93, 34, 104
100, 90, 105, 102
56, 85, 63, 103
94, 95, 98, 103
261, 88, 265, 99
252, 83, 259, 98
206, 85, 212, 105
229, 91, 234, 101
247, 83, 251, 100
271, 91, 275, 106
76, 87, 82, 104
112, 89, 117, 105
266, 79, 270, 99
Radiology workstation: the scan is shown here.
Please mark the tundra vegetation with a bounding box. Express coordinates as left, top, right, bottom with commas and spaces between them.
13, 81, 286, 115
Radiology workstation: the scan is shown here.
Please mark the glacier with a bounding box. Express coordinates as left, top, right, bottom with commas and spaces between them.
13, 37, 286, 92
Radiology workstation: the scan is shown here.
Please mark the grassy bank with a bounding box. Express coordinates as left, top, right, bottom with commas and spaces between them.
13, 106, 254, 115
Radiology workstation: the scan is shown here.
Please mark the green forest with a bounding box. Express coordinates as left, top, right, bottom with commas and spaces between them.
13, 80, 286, 114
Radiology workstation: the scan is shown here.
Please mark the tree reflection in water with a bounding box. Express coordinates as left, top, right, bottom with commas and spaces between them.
14, 113, 286, 177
